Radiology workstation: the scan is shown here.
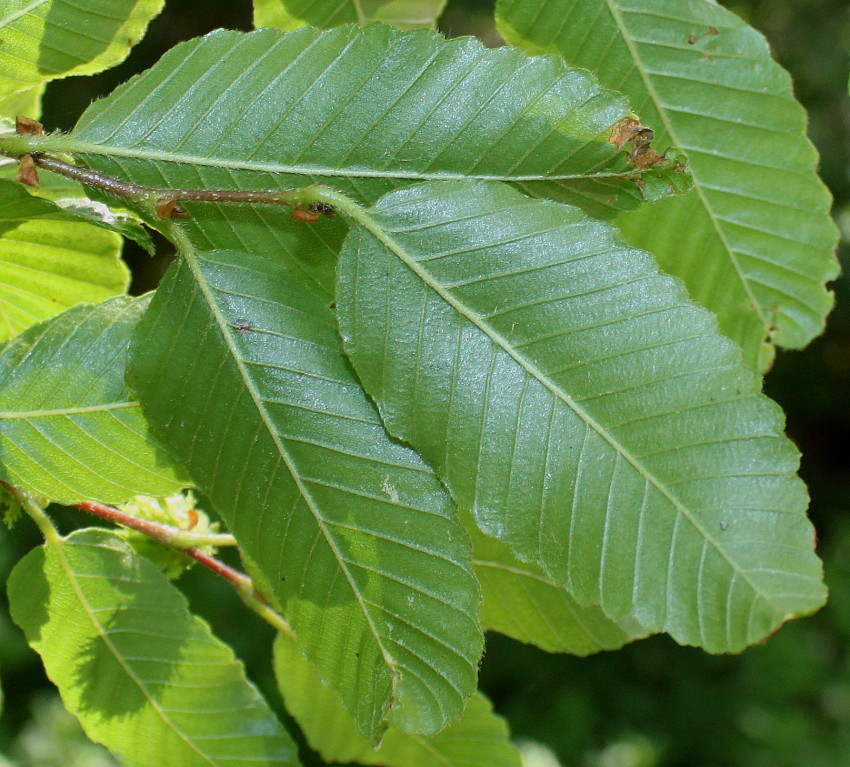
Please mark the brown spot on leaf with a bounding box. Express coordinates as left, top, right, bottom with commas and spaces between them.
608, 116, 643, 150
15, 116, 42, 136
16, 154, 38, 187
291, 205, 322, 223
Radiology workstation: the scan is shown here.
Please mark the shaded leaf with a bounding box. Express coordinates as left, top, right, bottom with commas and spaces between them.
274, 632, 521, 767
128, 247, 482, 740
8, 528, 299, 767
496, 0, 839, 371
254, 0, 447, 30
0, 296, 189, 503
0, 178, 128, 341
0, 0, 164, 98
337, 179, 825, 652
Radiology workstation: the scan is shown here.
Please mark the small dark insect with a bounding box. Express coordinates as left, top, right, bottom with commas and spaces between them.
15, 116, 43, 136
719, 521, 729, 531
234, 319, 253, 337
16, 154, 38, 187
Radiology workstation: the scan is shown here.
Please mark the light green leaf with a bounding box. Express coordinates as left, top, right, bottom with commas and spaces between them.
128, 247, 482, 740
8, 528, 299, 767
274, 633, 521, 767
254, 0, 447, 30
0, 178, 129, 341
0, 296, 190, 503
0, 0, 165, 98
12, 24, 688, 231
496, 0, 839, 371
0, 84, 44, 120
337, 179, 825, 652
469, 518, 648, 655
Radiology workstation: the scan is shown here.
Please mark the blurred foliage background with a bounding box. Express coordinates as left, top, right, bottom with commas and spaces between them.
2, 1, 849, 765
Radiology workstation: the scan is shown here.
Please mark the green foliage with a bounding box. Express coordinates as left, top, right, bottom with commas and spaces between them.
0, 0, 841, 765
8, 528, 298, 767
496, 0, 840, 372
0, 296, 189, 502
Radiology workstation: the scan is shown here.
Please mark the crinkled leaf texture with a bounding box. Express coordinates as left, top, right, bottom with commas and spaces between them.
496, 0, 839, 371
7, 529, 299, 767
62, 23, 685, 234
0, 296, 189, 503
0, 0, 164, 98
274, 633, 521, 767
128, 248, 482, 741
337, 179, 826, 653
0, 178, 128, 342
254, 0, 447, 30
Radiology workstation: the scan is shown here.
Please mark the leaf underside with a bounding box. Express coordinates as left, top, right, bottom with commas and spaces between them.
496, 0, 839, 371
254, 0, 448, 31
0, 0, 165, 98
0, 296, 189, 503
274, 633, 522, 767
8, 529, 299, 767
128, 248, 482, 740
0, 178, 129, 342
337, 179, 825, 652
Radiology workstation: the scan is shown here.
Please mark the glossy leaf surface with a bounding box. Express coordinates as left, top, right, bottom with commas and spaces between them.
337, 179, 825, 652
0, 178, 128, 341
274, 633, 521, 767
47, 25, 687, 226
8, 529, 298, 767
128, 248, 482, 740
254, 0, 447, 30
0, 0, 164, 98
496, 0, 839, 370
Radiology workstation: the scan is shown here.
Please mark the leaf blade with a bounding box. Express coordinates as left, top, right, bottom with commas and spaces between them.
336, 179, 825, 652
0, 296, 189, 503
128, 247, 482, 739
254, 0, 448, 30
496, 0, 839, 370
8, 528, 299, 767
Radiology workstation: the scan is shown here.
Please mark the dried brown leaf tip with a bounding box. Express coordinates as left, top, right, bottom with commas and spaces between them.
16, 154, 38, 187
15, 116, 43, 136
608, 116, 668, 170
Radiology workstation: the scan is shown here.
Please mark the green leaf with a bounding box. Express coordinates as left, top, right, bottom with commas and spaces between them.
31, 25, 686, 226
336, 179, 825, 653
496, 0, 839, 371
0, 84, 44, 120
0, 296, 190, 503
254, 0, 448, 30
469, 517, 648, 655
128, 247, 482, 740
0, 178, 129, 341
0, 0, 165, 98
8, 528, 299, 767
274, 633, 521, 767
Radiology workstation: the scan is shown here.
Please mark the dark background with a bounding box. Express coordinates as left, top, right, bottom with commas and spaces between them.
2, 1, 849, 765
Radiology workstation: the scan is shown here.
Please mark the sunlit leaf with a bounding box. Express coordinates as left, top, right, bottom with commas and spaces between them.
128, 247, 482, 740
8, 529, 299, 767
0, 296, 189, 503
254, 0, 447, 30
0, 0, 165, 98
496, 0, 839, 371
337, 179, 825, 652
274, 633, 521, 767
0, 178, 128, 341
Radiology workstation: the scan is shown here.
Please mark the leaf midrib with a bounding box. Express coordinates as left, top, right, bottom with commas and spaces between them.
601, 0, 769, 334
0, 0, 46, 32
353, 202, 772, 612
177, 244, 398, 687
47, 136, 641, 184
0, 401, 138, 419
